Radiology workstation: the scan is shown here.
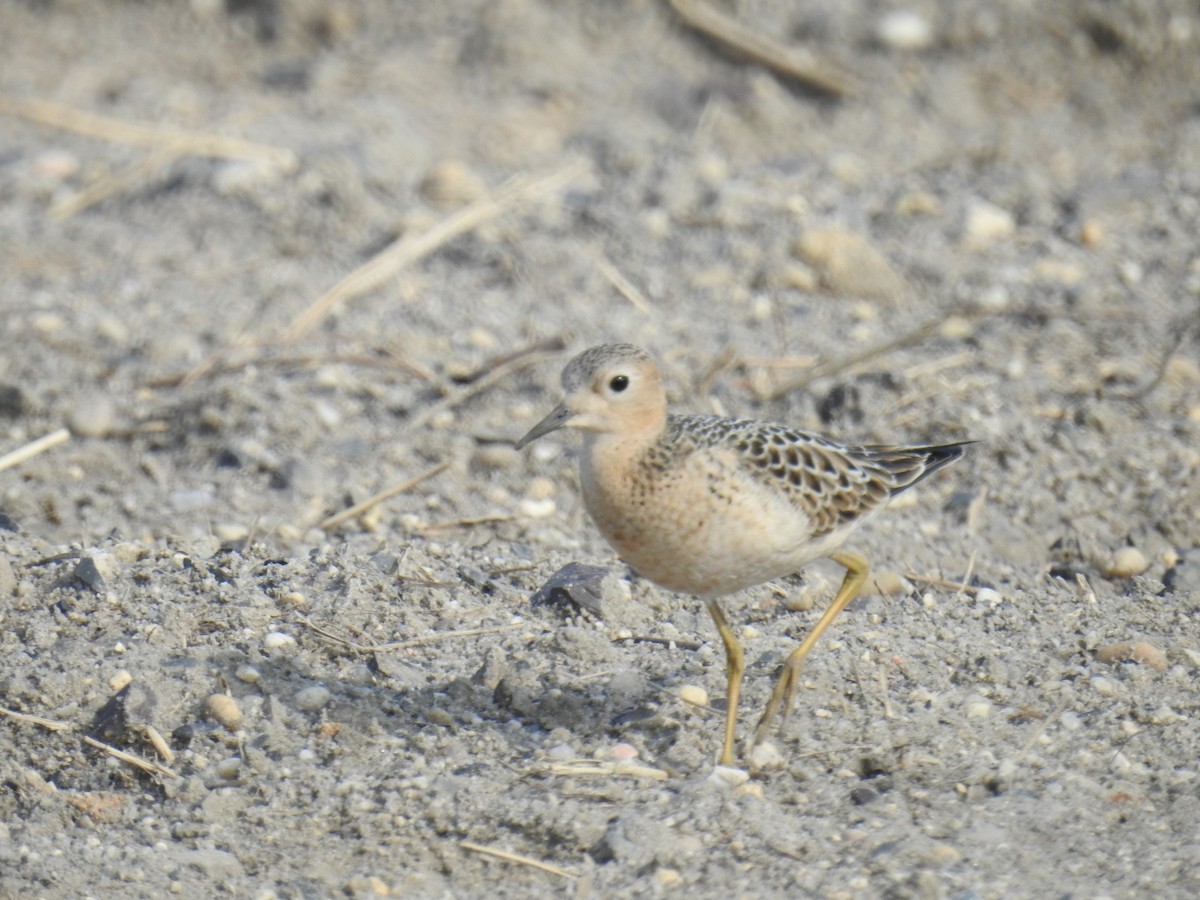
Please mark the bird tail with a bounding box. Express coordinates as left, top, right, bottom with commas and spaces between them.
866, 441, 975, 493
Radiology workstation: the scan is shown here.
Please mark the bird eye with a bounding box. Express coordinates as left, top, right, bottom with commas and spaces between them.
608, 374, 630, 393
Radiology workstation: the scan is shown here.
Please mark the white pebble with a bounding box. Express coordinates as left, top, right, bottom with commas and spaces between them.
263, 631, 297, 652
975, 587, 1002, 606
678, 684, 709, 707
1107, 547, 1149, 578
235, 665, 262, 684
295, 685, 332, 712
518, 497, 557, 519
707, 765, 750, 788
215, 757, 242, 779
546, 742, 576, 761
966, 699, 992, 719
964, 200, 1015, 247
749, 740, 785, 773
877, 10, 934, 51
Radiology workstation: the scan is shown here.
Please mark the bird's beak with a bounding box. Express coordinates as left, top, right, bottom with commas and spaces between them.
515, 402, 574, 449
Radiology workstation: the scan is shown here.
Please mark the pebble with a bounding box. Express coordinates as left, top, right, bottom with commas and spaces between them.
215, 757, 242, 779
963, 200, 1016, 247
109, 670, 133, 693
206, 694, 242, 729
677, 684, 708, 707
741, 625, 761, 640
68, 394, 117, 437
1106, 547, 1149, 578
472, 444, 519, 471
975, 587, 1003, 606
263, 631, 298, 652
1097, 641, 1168, 672
74, 555, 112, 593
966, 699, 992, 719
655, 868, 683, 888
748, 740, 784, 773
707, 765, 750, 788
212, 158, 284, 196
546, 742, 576, 761
419, 160, 487, 209
295, 685, 332, 712
794, 228, 906, 301
877, 10, 934, 51
871, 569, 910, 596
518, 497, 557, 518
525, 476, 557, 500
235, 665, 262, 684
214, 524, 250, 543
610, 742, 639, 761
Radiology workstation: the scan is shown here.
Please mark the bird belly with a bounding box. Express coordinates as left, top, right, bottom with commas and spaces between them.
581, 446, 840, 597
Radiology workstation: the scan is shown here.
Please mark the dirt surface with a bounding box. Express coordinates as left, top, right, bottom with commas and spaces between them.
3, 1, 1200, 897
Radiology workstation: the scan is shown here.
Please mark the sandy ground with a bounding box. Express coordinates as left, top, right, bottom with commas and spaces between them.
2, 1, 1200, 897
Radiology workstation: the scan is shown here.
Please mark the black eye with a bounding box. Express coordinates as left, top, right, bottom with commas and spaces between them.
609, 374, 630, 393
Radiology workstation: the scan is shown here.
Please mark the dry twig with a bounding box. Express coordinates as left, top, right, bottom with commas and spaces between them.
2, 706, 178, 779
0, 428, 70, 473
318, 460, 451, 532
280, 160, 588, 345
0, 93, 297, 170
461, 841, 578, 880
666, 0, 857, 97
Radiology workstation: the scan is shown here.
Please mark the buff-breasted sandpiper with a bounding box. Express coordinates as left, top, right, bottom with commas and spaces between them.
516, 343, 971, 766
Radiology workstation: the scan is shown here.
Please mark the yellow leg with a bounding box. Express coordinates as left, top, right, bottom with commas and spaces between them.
704, 598, 744, 766
753, 550, 869, 747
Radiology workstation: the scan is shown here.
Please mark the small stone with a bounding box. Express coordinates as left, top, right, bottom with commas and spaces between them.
734, 782, 765, 800
877, 10, 934, 51
610, 742, 639, 761
748, 740, 784, 773
525, 476, 557, 500
1097, 641, 1168, 672
975, 587, 1002, 606
215, 756, 242, 779
678, 684, 708, 707
871, 569, 910, 596
963, 200, 1015, 248
708, 765, 750, 788
1106, 547, 1149, 578
530, 562, 633, 621
213, 524, 249, 543
235, 665, 262, 684
263, 631, 298, 652
74, 554, 113, 593
419, 160, 487, 210
966, 699, 992, 719
206, 694, 242, 729
109, 670, 133, 693
795, 228, 905, 301
655, 868, 683, 887
68, 394, 116, 437
546, 742, 576, 761
741, 625, 761, 640
1079, 219, 1105, 247
213, 158, 284, 196
518, 497, 557, 518
472, 445, 519, 471
295, 685, 332, 712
